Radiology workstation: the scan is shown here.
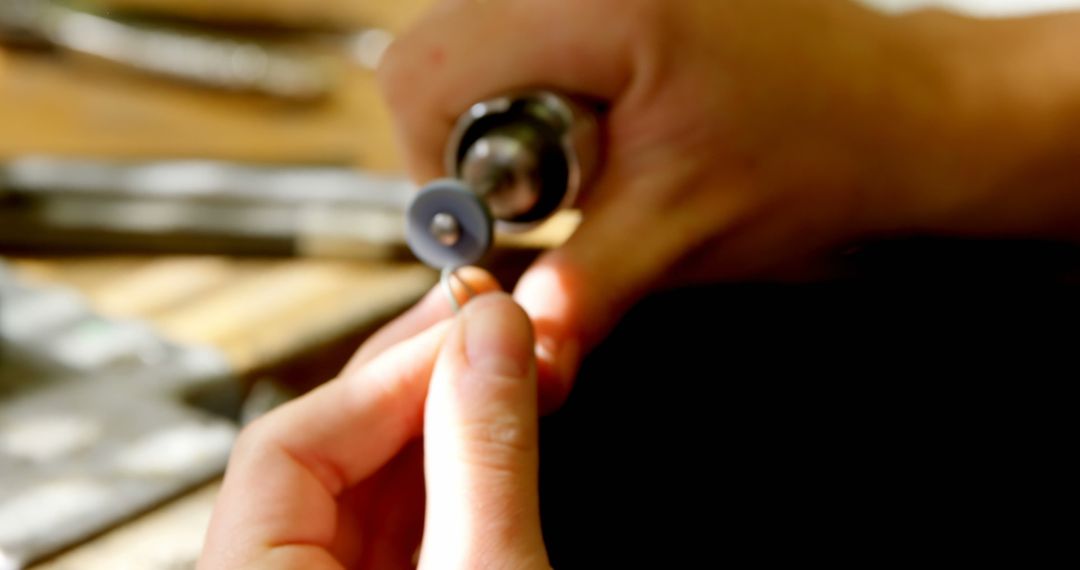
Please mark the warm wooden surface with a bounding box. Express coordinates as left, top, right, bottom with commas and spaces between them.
0, 46, 398, 169
0, 1, 435, 169
94, 0, 434, 32
9, 256, 433, 570
0, 0, 444, 375
9, 256, 437, 375
8, 256, 436, 570
1, 2, 440, 568
32, 483, 222, 570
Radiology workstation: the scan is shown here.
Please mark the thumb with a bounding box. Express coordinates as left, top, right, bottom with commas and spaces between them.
419, 293, 550, 569
514, 162, 754, 412
514, 193, 700, 412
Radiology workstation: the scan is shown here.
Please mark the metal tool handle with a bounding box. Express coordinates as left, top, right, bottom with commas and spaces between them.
447, 91, 599, 229
406, 91, 600, 269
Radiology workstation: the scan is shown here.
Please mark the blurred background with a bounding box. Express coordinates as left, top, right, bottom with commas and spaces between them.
4, 1, 1080, 568
0, 0, 430, 166
0, 1, 453, 568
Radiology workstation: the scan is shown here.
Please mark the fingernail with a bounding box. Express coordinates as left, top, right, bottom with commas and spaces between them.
464, 293, 533, 378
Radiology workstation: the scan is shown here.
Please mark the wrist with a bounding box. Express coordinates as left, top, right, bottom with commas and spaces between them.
869, 10, 1080, 240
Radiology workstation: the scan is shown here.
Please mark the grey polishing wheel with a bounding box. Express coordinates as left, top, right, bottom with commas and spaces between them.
407, 179, 493, 269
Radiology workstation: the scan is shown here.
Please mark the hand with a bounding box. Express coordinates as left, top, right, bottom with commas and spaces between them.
199, 272, 550, 569
378, 0, 961, 408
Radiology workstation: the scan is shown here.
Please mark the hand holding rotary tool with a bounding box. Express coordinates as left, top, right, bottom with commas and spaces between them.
203, 1, 1080, 566
406, 92, 598, 271
382, 1, 1080, 411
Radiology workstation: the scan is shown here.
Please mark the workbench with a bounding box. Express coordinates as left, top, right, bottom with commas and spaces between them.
0, 2, 439, 567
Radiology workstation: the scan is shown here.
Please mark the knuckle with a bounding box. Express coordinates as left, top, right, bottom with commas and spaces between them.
231, 416, 273, 460
375, 38, 410, 103
459, 412, 537, 472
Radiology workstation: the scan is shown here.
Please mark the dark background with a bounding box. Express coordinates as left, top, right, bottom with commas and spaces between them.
539, 239, 1076, 567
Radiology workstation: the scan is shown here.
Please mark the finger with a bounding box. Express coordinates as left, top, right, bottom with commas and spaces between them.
418, 293, 549, 568
343, 267, 500, 376
200, 321, 452, 570
357, 442, 426, 570
515, 164, 755, 411
377, 0, 644, 181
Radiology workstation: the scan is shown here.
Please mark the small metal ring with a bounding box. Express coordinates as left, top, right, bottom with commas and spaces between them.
440, 266, 477, 313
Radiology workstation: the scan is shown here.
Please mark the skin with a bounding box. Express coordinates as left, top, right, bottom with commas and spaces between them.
378, 0, 1080, 409
203, 1, 1080, 567
200, 271, 551, 569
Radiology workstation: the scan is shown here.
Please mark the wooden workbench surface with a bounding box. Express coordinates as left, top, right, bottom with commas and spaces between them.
1, 2, 439, 567
0, 0, 441, 374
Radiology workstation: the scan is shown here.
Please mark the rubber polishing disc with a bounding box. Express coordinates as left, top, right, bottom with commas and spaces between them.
406, 179, 493, 269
